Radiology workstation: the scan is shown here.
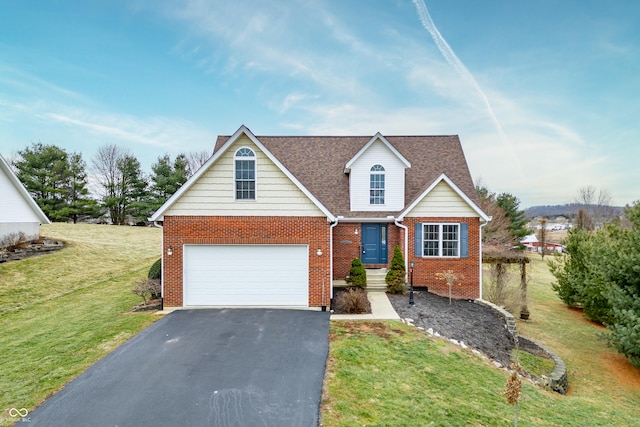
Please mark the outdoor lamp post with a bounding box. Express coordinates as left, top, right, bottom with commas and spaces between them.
409, 259, 415, 305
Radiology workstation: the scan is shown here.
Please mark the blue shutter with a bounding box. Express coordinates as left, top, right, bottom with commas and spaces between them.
460, 223, 468, 258
414, 223, 422, 257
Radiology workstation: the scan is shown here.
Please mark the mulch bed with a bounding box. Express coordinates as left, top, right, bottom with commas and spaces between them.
388, 291, 516, 366
332, 287, 372, 314
132, 299, 163, 312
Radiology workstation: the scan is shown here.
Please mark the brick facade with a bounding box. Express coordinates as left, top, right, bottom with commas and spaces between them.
162, 216, 331, 307
332, 222, 404, 278
163, 215, 481, 307
331, 218, 480, 300
404, 217, 481, 299
332, 224, 361, 279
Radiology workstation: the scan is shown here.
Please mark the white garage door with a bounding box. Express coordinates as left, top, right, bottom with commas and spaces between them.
183, 245, 309, 306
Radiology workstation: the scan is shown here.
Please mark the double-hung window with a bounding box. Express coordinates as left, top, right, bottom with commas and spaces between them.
369, 164, 385, 205
417, 223, 467, 258
234, 147, 255, 200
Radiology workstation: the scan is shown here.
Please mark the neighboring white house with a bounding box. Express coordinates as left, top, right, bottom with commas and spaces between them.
521, 234, 565, 253
0, 154, 50, 244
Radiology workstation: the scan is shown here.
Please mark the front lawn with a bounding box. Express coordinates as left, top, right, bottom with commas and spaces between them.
0, 223, 161, 426
321, 255, 640, 426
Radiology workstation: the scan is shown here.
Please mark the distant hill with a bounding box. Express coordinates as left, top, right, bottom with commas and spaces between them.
525, 204, 623, 220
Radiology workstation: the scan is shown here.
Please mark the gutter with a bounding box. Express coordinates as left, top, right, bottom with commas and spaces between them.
329, 218, 339, 303
152, 220, 165, 308
334, 216, 398, 223
478, 217, 491, 300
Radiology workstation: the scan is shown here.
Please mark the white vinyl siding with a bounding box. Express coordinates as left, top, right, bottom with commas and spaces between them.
0, 167, 42, 223
0, 165, 44, 241
406, 180, 478, 217
165, 136, 324, 217
183, 244, 309, 306
349, 140, 406, 211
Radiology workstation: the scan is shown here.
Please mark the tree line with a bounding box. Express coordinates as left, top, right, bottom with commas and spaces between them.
11, 142, 210, 225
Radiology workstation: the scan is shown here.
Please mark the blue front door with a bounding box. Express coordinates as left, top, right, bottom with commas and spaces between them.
361, 223, 388, 264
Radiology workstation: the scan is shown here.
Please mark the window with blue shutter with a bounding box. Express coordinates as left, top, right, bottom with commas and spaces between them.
460, 223, 468, 258
414, 222, 467, 258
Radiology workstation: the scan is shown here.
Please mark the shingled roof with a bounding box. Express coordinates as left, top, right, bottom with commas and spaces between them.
214, 133, 480, 219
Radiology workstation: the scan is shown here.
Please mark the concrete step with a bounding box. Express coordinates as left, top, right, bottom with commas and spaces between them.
366, 269, 387, 290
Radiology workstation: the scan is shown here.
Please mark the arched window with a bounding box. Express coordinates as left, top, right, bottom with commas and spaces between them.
234, 148, 255, 200
369, 164, 385, 205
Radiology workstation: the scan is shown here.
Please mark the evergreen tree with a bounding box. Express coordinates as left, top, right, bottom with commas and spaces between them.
14, 143, 96, 222
600, 203, 640, 366
60, 153, 99, 223
346, 258, 367, 288
496, 192, 529, 245
386, 245, 406, 294
149, 153, 189, 213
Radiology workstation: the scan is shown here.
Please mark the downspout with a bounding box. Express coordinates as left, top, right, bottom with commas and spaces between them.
329, 218, 339, 304
479, 219, 489, 300
394, 218, 409, 278
153, 220, 164, 310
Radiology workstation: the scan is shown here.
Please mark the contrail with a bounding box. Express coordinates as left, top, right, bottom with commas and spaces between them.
412, 0, 519, 165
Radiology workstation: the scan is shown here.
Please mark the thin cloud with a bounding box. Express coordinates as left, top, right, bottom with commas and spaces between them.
411, 0, 520, 167
43, 109, 214, 152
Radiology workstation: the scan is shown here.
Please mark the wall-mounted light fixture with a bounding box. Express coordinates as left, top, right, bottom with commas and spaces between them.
316, 248, 323, 256
167, 246, 173, 256
354, 228, 359, 235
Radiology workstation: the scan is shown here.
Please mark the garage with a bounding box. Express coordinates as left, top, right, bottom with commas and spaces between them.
183, 244, 309, 307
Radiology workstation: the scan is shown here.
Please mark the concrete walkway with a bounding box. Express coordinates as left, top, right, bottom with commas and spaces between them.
331, 291, 401, 320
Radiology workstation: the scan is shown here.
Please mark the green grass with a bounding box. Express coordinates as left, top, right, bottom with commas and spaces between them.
322, 255, 640, 426
511, 350, 555, 378
0, 223, 161, 426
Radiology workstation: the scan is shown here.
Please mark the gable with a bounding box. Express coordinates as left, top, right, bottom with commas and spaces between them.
348, 139, 408, 212
0, 155, 49, 224
164, 135, 325, 217
405, 179, 479, 218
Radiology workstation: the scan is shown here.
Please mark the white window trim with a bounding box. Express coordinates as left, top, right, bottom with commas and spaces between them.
234, 147, 257, 201
421, 223, 461, 258
369, 164, 385, 206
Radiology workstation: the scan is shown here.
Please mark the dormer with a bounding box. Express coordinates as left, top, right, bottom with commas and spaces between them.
344, 133, 411, 212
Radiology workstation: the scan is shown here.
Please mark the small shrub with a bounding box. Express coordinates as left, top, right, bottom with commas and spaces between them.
334, 287, 370, 314
386, 245, 406, 294
148, 258, 162, 280
435, 269, 464, 304
346, 258, 367, 288
484, 263, 520, 313
132, 278, 161, 305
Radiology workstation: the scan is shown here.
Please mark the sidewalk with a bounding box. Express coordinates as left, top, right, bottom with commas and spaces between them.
330, 291, 401, 320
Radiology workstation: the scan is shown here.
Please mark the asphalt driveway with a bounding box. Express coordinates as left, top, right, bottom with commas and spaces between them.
28, 309, 330, 427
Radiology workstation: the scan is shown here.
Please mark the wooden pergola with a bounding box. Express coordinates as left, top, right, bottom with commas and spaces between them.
482, 248, 531, 319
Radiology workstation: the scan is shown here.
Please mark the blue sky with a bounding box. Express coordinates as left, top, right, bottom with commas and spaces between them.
1, 0, 638, 208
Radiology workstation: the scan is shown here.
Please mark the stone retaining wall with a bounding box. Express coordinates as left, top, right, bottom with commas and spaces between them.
475, 299, 568, 394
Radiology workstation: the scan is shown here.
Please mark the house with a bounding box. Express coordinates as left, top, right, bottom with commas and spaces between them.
521, 234, 565, 254
150, 125, 490, 309
0, 154, 51, 245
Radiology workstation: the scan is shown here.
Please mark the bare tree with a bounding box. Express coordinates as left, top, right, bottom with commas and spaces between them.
186, 150, 211, 177
538, 217, 548, 259
575, 209, 594, 231
92, 144, 148, 225
575, 185, 614, 227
